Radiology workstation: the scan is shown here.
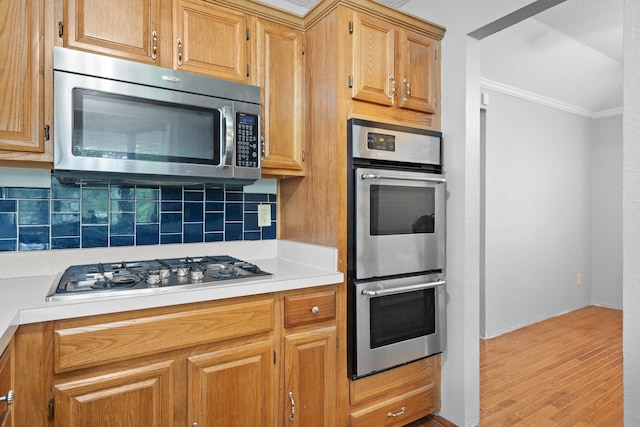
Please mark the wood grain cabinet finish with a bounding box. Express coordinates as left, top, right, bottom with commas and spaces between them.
350, 355, 441, 426
0, 340, 14, 427
47, 296, 275, 426
348, 10, 441, 128
188, 341, 275, 426
173, 0, 250, 82
61, 0, 170, 65
0, 0, 50, 164
254, 19, 306, 176
282, 288, 337, 427
52, 361, 174, 427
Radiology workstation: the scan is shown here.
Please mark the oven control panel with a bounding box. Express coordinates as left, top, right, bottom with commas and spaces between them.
367, 132, 396, 152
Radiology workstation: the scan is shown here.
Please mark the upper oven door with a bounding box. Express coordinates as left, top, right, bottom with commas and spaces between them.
355, 167, 445, 279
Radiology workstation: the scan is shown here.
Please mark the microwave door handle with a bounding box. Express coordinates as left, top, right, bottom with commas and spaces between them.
361, 173, 445, 184
361, 280, 446, 297
222, 106, 234, 167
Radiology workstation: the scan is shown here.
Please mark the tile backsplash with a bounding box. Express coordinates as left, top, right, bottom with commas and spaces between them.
0, 178, 276, 252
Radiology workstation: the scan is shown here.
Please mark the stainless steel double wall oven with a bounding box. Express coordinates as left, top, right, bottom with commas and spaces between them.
347, 119, 446, 379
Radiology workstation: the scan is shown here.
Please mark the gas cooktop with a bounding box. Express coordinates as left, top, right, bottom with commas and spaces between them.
46, 255, 272, 301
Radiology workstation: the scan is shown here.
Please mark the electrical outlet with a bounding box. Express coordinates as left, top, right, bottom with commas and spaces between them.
576, 273, 582, 285
258, 204, 271, 227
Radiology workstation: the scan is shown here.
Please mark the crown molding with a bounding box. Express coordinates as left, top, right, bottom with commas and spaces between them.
480, 78, 622, 119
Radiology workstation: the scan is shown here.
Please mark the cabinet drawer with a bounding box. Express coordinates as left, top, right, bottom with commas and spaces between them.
54, 298, 274, 373
284, 290, 336, 327
350, 385, 436, 427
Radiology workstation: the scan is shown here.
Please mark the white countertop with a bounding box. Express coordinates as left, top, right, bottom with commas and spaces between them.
0, 240, 343, 354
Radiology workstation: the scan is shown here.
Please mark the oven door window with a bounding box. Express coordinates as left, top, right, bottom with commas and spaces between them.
72, 88, 221, 165
370, 185, 435, 235
370, 288, 436, 349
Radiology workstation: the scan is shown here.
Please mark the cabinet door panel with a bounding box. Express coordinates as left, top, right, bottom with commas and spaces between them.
53, 361, 174, 427
64, 0, 163, 64
188, 341, 274, 427
0, 0, 43, 154
397, 28, 436, 113
174, 0, 248, 82
284, 327, 336, 427
256, 19, 304, 173
351, 12, 395, 107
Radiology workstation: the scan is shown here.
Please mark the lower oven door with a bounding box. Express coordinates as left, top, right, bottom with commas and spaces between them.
353, 275, 446, 378
354, 167, 445, 279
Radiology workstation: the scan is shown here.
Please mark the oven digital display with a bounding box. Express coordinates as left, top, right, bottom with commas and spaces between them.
367, 132, 396, 151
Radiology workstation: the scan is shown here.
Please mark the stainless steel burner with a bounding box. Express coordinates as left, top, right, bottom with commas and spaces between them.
46, 255, 272, 301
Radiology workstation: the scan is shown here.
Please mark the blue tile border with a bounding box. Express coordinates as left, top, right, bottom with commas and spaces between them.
0, 177, 277, 252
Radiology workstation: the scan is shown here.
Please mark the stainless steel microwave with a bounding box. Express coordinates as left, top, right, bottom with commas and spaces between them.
53, 46, 262, 185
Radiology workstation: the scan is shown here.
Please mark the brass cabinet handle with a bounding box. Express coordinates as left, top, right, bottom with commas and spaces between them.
288, 391, 295, 421
387, 75, 396, 100
177, 38, 183, 66
387, 406, 406, 417
151, 30, 158, 60
403, 78, 411, 102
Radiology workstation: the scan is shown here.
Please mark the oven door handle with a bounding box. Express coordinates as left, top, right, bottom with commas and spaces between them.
361, 280, 446, 297
361, 173, 446, 184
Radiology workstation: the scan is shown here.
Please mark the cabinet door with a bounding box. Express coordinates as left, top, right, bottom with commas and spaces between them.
255, 19, 305, 174
188, 341, 275, 427
396, 28, 437, 114
62, 0, 167, 64
0, 342, 13, 427
174, 0, 249, 82
350, 12, 396, 107
53, 361, 174, 427
0, 0, 44, 156
283, 327, 337, 427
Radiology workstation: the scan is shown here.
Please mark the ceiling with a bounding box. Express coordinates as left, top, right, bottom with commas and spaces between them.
260, 0, 623, 118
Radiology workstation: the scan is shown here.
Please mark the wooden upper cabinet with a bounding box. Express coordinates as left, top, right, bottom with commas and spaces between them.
254, 19, 305, 175
61, 0, 168, 65
0, 0, 46, 158
350, 11, 439, 116
396, 28, 437, 114
173, 0, 249, 82
350, 12, 396, 107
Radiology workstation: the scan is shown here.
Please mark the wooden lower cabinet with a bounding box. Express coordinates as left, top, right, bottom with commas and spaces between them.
12, 286, 343, 426
0, 340, 14, 427
52, 361, 174, 427
350, 355, 441, 427
188, 341, 275, 426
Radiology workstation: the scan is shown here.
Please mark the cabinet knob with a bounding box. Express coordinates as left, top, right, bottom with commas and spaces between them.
0, 390, 13, 406
311, 305, 319, 314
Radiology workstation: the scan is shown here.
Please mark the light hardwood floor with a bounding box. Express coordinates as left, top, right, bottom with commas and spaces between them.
410, 305, 622, 427
480, 305, 623, 426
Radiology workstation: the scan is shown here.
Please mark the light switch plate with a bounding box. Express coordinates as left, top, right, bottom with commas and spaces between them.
258, 204, 271, 227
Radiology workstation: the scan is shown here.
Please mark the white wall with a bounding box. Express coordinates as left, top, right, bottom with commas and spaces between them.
482, 89, 593, 337
623, 0, 640, 423
592, 115, 623, 309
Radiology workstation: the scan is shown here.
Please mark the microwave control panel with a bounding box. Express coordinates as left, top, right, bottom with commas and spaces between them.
236, 113, 259, 168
